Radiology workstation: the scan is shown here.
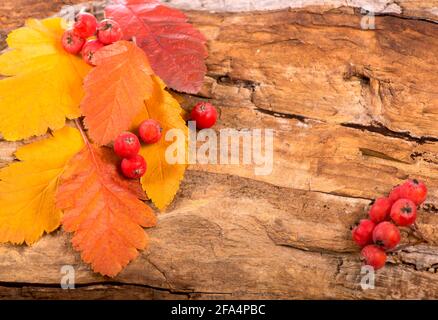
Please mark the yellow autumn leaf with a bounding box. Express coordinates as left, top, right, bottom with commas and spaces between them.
0, 126, 84, 245
132, 77, 187, 210
0, 18, 91, 141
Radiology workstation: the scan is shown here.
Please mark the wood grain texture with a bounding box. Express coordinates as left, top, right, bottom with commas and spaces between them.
0, 0, 438, 299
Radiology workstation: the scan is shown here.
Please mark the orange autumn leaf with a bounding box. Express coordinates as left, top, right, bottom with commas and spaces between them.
56, 144, 156, 277
81, 40, 154, 145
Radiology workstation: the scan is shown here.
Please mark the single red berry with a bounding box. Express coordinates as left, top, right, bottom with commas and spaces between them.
352, 219, 376, 247
398, 179, 428, 206
81, 39, 105, 66
190, 102, 218, 129
114, 132, 141, 158
73, 12, 98, 38
388, 184, 403, 205
61, 29, 85, 54
390, 198, 417, 226
138, 119, 162, 144
368, 197, 392, 223
361, 245, 387, 270
373, 221, 400, 250
121, 154, 147, 179
97, 19, 123, 45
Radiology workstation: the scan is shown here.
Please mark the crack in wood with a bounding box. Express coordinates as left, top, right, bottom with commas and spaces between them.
211, 74, 260, 90
359, 147, 411, 164
253, 107, 316, 123
423, 203, 438, 214
0, 280, 233, 297
371, 11, 438, 25
341, 122, 438, 145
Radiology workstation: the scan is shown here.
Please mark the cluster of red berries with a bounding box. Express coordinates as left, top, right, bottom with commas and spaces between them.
61, 12, 123, 65
352, 179, 428, 270
114, 119, 162, 179
114, 102, 218, 179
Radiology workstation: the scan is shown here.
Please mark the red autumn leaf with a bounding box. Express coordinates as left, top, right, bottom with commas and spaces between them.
56, 144, 156, 277
105, 0, 208, 94
81, 40, 154, 145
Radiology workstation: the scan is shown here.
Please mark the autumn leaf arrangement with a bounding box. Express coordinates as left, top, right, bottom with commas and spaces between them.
0, 0, 209, 277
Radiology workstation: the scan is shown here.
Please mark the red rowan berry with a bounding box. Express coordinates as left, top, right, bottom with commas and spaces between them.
138, 119, 162, 144
368, 197, 392, 223
61, 29, 85, 54
398, 179, 427, 206
121, 154, 147, 179
114, 132, 141, 158
81, 39, 105, 66
373, 221, 400, 250
352, 219, 375, 247
97, 19, 123, 45
190, 102, 218, 129
73, 12, 98, 38
390, 198, 417, 226
361, 245, 387, 270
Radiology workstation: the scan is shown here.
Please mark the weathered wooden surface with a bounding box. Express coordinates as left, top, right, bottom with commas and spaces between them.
0, 0, 438, 299
167, 0, 438, 21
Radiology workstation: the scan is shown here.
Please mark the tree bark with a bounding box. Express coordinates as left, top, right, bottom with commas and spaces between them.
0, 0, 438, 299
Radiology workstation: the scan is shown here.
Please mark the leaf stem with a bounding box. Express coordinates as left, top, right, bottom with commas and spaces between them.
74, 118, 91, 146
73, 118, 102, 174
